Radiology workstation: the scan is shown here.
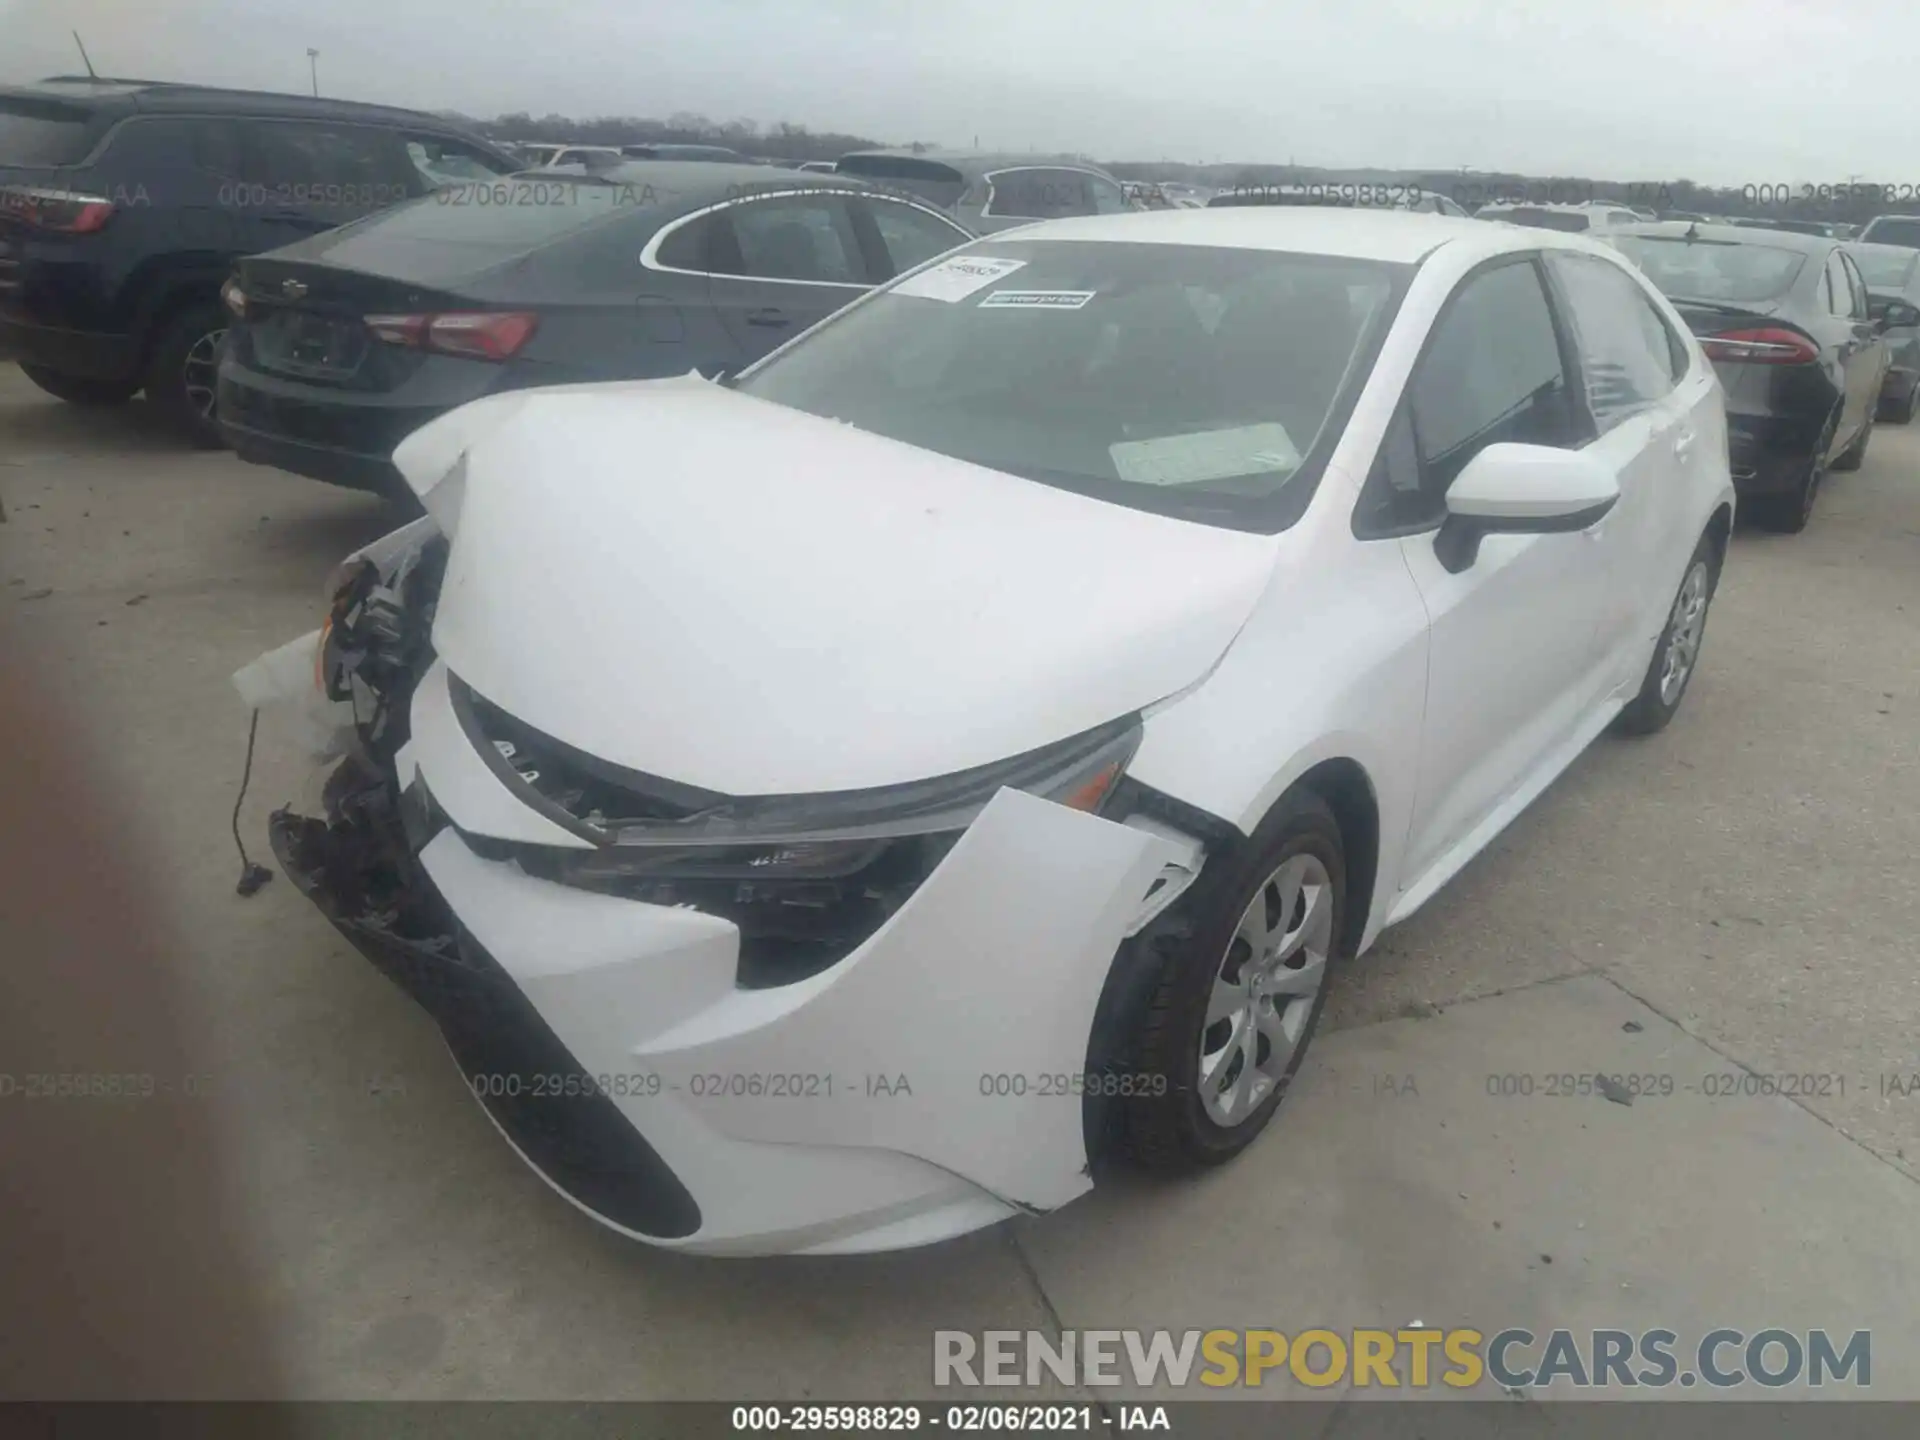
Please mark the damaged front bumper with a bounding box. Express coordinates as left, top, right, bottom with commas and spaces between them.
271, 738, 1189, 1256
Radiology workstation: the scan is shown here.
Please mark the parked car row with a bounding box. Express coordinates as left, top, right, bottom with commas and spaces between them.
1602, 220, 1917, 530
9, 73, 1913, 547
215, 163, 973, 494
1, 76, 519, 442
243, 205, 1739, 1255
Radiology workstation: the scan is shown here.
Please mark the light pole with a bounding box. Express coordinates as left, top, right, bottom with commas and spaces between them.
306, 48, 319, 97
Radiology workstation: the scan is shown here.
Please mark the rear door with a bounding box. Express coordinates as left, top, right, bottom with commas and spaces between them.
1542, 249, 1704, 693
1821, 248, 1878, 447
699, 190, 872, 361
1837, 249, 1888, 427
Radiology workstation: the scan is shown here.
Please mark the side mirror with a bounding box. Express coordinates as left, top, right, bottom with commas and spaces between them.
1433, 443, 1621, 574
1880, 300, 1920, 330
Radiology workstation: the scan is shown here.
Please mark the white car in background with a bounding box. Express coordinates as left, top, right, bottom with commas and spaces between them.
244, 208, 1734, 1256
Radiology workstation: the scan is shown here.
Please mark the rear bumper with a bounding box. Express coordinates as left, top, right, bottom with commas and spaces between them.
267, 670, 1181, 1255
1725, 410, 1826, 495
216, 354, 475, 495
0, 313, 138, 381
221, 414, 405, 495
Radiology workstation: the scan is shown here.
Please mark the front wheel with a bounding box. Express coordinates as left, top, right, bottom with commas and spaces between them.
1121, 790, 1345, 1173
1614, 531, 1721, 736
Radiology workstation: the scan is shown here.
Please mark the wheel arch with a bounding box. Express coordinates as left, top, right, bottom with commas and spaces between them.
1289, 757, 1381, 963
1705, 499, 1733, 562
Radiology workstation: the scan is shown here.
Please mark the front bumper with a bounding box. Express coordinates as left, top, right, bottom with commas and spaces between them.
273, 672, 1182, 1255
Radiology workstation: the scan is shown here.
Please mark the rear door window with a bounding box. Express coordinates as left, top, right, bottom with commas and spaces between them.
711, 193, 865, 284
1838, 252, 1871, 319
1822, 252, 1857, 317
0, 99, 100, 165
241, 120, 416, 215
403, 136, 512, 194
1543, 252, 1683, 433
861, 197, 967, 275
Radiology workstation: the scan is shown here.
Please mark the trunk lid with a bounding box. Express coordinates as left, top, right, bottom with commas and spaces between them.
412, 376, 1285, 796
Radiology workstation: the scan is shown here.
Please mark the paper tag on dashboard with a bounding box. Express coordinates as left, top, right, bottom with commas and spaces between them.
1109, 424, 1303, 486
891, 255, 1027, 302
978, 289, 1095, 310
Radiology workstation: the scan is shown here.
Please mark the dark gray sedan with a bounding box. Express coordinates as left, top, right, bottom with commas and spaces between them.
215, 163, 971, 497
832, 150, 1132, 233
1845, 241, 1920, 423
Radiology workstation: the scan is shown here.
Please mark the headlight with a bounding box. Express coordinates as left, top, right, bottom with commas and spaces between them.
220, 275, 246, 319
482, 699, 1142, 884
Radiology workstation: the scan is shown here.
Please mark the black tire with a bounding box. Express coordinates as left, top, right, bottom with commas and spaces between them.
1831, 412, 1871, 471
143, 304, 230, 449
1749, 412, 1835, 533
1121, 789, 1345, 1174
17, 363, 138, 406
1614, 529, 1722, 736
1878, 384, 1918, 426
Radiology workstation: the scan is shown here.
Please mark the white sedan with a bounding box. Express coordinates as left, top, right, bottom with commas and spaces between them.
243, 208, 1733, 1256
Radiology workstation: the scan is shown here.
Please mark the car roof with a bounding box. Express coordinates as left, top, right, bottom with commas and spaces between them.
987, 206, 1602, 264
9, 75, 475, 131
1609, 220, 1834, 252
837, 149, 1116, 178
582, 160, 880, 205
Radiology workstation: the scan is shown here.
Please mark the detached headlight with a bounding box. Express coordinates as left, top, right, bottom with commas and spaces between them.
512, 714, 1142, 885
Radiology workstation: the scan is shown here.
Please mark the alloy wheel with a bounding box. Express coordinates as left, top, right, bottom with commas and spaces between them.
1657, 560, 1711, 707
1198, 852, 1334, 1128
184, 328, 227, 419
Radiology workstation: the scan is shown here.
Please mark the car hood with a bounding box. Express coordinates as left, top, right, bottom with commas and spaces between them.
411, 375, 1283, 796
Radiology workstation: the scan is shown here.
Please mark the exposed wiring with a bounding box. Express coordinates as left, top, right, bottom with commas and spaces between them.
231, 708, 273, 897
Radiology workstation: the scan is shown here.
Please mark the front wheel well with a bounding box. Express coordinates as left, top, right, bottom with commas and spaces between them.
1706, 502, 1733, 561
1290, 759, 1380, 960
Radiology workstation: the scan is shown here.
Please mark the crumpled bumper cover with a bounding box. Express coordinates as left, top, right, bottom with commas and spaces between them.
272, 751, 1181, 1256
268, 802, 703, 1239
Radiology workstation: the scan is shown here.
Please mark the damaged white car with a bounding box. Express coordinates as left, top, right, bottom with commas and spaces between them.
241, 209, 1734, 1256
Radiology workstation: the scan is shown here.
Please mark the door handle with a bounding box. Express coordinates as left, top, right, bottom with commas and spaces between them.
745, 308, 790, 328
1673, 431, 1695, 460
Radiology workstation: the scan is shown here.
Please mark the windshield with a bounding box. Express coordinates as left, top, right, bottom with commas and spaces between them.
1611, 235, 1807, 305
1849, 246, 1919, 288
1862, 217, 1920, 249
737, 239, 1405, 530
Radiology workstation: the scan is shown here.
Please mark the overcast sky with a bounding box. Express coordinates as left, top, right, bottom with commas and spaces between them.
3, 0, 1907, 184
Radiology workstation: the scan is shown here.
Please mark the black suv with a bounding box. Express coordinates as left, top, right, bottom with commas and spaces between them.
0, 77, 516, 443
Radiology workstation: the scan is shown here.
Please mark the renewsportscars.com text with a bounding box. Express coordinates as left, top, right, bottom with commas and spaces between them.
933, 1327, 1870, 1390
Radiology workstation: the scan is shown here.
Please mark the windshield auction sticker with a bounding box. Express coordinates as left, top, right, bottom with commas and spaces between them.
891, 255, 1026, 302
977, 289, 1096, 310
